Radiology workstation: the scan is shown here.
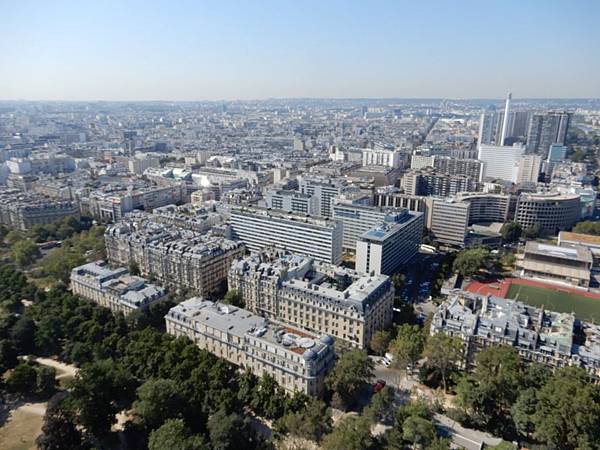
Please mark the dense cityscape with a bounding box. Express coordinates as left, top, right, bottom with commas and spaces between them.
2, 1, 600, 450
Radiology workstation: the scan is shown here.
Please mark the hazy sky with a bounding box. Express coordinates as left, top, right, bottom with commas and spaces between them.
2, 0, 599, 101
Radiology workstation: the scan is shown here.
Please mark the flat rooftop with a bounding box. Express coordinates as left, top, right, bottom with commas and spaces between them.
525, 241, 592, 263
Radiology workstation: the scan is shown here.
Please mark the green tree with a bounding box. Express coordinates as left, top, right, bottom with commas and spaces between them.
402, 415, 437, 449
222, 290, 244, 307
70, 359, 135, 438
522, 223, 542, 239
532, 367, 600, 449
363, 385, 395, 424
423, 333, 463, 392
391, 273, 406, 292
11, 316, 37, 354
321, 415, 375, 450
36, 365, 57, 397
128, 260, 140, 276
5, 230, 26, 245
133, 378, 186, 429
573, 220, 600, 236
149, 419, 209, 450
500, 221, 522, 243
207, 408, 263, 450
325, 349, 374, 410
11, 238, 40, 267
426, 436, 452, 450
455, 346, 524, 429
275, 398, 331, 442
452, 247, 491, 278
510, 388, 537, 439
388, 324, 425, 370
250, 373, 287, 419
37, 392, 88, 450
369, 329, 392, 356
6, 361, 38, 393
0, 339, 18, 373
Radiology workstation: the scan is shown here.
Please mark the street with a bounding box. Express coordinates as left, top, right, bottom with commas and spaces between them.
371, 361, 503, 450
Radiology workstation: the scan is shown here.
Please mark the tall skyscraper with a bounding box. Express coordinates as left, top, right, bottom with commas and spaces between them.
478, 94, 529, 146
500, 93, 512, 145
526, 111, 571, 158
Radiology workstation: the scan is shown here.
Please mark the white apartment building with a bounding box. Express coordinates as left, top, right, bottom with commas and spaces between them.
70, 261, 167, 316
517, 154, 542, 184
229, 206, 343, 264
478, 143, 525, 182
362, 146, 402, 168
264, 189, 319, 216
229, 253, 394, 349
356, 211, 424, 276
165, 298, 335, 396
332, 200, 409, 251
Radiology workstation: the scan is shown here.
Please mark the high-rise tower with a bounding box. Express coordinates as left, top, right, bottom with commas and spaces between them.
500, 92, 512, 145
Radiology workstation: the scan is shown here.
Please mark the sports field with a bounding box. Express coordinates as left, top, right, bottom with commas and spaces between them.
506, 284, 600, 322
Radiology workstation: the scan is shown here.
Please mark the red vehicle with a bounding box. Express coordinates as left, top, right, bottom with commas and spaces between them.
373, 379, 386, 393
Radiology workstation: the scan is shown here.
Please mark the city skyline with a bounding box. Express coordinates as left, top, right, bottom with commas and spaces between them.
2, 0, 600, 101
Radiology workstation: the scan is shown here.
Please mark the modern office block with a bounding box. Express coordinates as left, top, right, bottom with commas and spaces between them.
297, 176, 347, 218
229, 206, 343, 264
478, 143, 525, 182
265, 189, 318, 216
332, 201, 409, 251
355, 211, 424, 275
527, 111, 571, 157
456, 193, 515, 225
166, 298, 335, 396
430, 199, 470, 247
515, 192, 580, 234
362, 145, 402, 168
517, 154, 542, 184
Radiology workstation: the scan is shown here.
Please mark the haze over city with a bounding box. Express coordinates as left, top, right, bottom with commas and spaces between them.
2, 0, 600, 101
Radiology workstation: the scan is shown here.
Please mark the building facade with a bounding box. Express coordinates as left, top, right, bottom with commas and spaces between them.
228, 253, 394, 349
430, 199, 470, 247
431, 291, 600, 380
355, 211, 424, 275
0, 189, 80, 230
166, 298, 335, 396
105, 214, 245, 296
515, 192, 580, 234
520, 241, 592, 288
229, 206, 343, 264
70, 261, 167, 315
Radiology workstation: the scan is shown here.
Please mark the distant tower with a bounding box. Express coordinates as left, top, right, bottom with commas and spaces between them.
500, 92, 512, 146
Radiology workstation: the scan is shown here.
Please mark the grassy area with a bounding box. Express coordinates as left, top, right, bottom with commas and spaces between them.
506, 284, 600, 322
0, 403, 45, 450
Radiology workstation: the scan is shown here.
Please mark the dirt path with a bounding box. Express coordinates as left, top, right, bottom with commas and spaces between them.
33, 357, 78, 379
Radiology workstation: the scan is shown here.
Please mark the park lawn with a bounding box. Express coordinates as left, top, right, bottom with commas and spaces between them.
0, 403, 46, 450
506, 284, 600, 323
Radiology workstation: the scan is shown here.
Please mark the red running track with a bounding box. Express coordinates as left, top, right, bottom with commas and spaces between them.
465, 278, 600, 300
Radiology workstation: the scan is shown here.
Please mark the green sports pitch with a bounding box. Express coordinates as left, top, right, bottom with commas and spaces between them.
506, 284, 600, 323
